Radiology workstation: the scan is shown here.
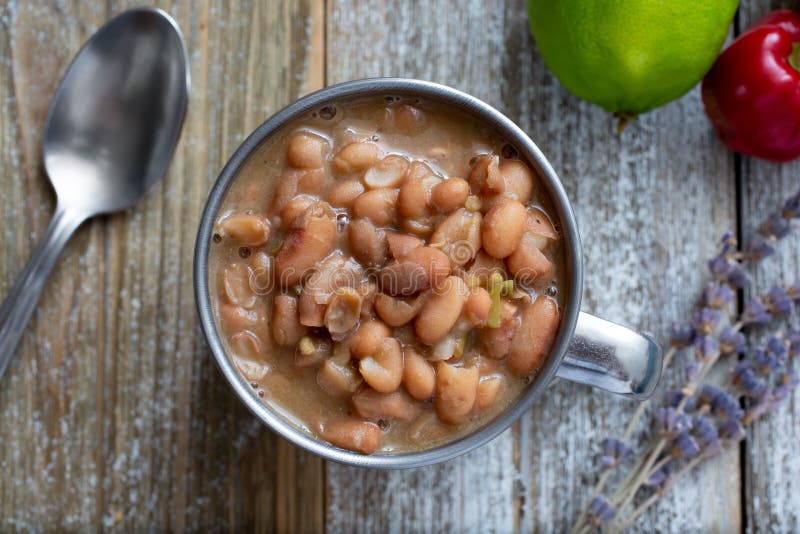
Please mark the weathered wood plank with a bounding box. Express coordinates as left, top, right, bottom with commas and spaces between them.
738, 3, 800, 531
324, 0, 740, 532
0, 0, 325, 530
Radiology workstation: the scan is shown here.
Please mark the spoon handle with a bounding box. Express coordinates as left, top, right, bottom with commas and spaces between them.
0, 205, 85, 379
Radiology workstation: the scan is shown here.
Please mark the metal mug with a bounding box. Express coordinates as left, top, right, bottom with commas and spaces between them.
194, 78, 662, 469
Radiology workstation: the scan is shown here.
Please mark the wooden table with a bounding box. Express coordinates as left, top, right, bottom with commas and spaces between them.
1, 0, 797, 531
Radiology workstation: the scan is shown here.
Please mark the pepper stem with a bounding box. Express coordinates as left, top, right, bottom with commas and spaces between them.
789, 42, 800, 73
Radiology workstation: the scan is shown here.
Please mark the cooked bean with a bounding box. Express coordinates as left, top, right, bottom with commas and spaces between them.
279, 195, 315, 229
317, 353, 362, 397
464, 287, 491, 326
359, 337, 403, 393
353, 387, 421, 421
506, 234, 554, 284
391, 104, 426, 133
467, 154, 503, 194
414, 276, 468, 345
272, 294, 307, 346
475, 374, 504, 412
364, 155, 409, 189
219, 213, 271, 246
429, 318, 471, 361
286, 131, 329, 169
298, 167, 329, 195
431, 177, 470, 213
328, 179, 365, 208
403, 347, 435, 401
348, 319, 392, 359
386, 231, 423, 258
219, 302, 269, 344
275, 202, 337, 286
221, 263, 257, 309
429, 208, 482, 267
320, 418, 382, 454
249, 251, 273, 295
397, 175, 440, 218
294, 336, 331, 367
467, 251, 507, 286
407, 160, 436, 181
481, 199, 526, 259
434, 362, 479, 424
358, 281, 378, 318
324, 287, 363, 337
507, 296, 559, 375
525, 207, 559, 242
352, 188, 398, 227
333, 141, 381, 174
232, 355, 269, 382
298, 254, 363, 327
348, 218, 388, 266
478, 299, 518, 359
498, 160, 533, 204
400, 216, 436, 238
374, 293, 424, 326
230, 330, 263, 358
380, 246, 451, 296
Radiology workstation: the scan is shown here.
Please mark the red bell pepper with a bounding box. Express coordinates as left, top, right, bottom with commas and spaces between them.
702, 10, 800, 162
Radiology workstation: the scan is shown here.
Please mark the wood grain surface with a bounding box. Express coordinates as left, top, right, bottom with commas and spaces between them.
0, 0, 797, 531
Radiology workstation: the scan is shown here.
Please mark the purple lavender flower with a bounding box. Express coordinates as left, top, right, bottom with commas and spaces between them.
764, 286, 794, 316
587, 496, 616, 526
719, 231, 738, 253
720, 419, 746, 441
766, 337, 789, 364
770, 370, 800, 404
657, 407, 692, 437
747, 236, 776, 260
733, 361, 769, 397
691, 415, 720, 454
741, 298, 772, 325
671, 432, 701, 459
670, 322, 695, 348
701, 282, 736, 309
708, 256, 750, 288
645, 461, 673, 488
761, 213, 792, 239
692, 308, 723, 334
685, 362, 700, 382
719, 326, 746, 355
787, 282, 800, 304
783, 191, 800, 219
598, 438, 632, 469
694, 335, 720, 362
788, 330, 800, 357
697, 384, 745, 422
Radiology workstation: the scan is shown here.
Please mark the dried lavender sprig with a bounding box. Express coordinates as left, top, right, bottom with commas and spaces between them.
572, 189, 800, 533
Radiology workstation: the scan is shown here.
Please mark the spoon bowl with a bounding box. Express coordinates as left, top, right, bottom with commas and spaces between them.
0, 8, 190, 378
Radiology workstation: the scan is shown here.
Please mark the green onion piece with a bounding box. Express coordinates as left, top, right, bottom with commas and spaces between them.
499, 280, 514, 296
487, 282, 502, 328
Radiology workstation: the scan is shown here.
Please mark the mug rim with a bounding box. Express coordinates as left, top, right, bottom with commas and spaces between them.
193, 77, 584, 469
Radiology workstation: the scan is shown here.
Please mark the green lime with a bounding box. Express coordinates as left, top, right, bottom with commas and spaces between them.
527, 0, 738, 113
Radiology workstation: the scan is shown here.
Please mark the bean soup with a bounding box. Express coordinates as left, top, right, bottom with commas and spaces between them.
208, 97, 565, 454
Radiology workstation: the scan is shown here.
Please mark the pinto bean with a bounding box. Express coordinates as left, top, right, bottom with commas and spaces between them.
464, 287, 491, 326
270, 168, 328, 215
294, 336, 331, 367
379, 246, 451, 296
348, 218, 388, 267
352, 188, 398, 227
320, 418, 382, 454
348, 319, 392, 359
279, 195, 315, 229
363, 155, 409, 189
272, 294, 307, 346
429, 208, 482, 267
435, 362, 479, 424
275, 201, 337, 286
400, 216, 436, 238
359, 337, 403, 393
219, 213, 271, 247
481, 199, 526, 259
467, 154, 503, 194
391, 104, 426, 133
230, 330, 263, 358
403, 347, 436, 401
221, 263, 257, 309
478, 299, 519, 359
324, 287, 363, 337
397, 175, 440, 218
286, 131, 329, 169
328, 179, 365, 209
414, 276, 469, 345
358, 281, 378, 318
374, 293, 425, 326
298, 254, 363, 327
333, 141, 381, 174
431, 177, 470, 213
317, 351, 362, 397
475, 374, 504, 412
507, 296, 559, 375
231, 346, 269, 382
386, 232, 423, 258
219, 302, 269, 344
525, 207, 559, 241
429, 318, 471, 361
467, 251, 507, 286
506, 234, 554, 284
498, 160, 533, 203
352, 387, 421, 421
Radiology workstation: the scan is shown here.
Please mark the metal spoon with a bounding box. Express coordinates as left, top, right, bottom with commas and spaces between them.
0, 8, 190, 379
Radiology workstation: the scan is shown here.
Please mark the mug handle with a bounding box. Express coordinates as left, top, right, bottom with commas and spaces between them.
556, 312, 663, 400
